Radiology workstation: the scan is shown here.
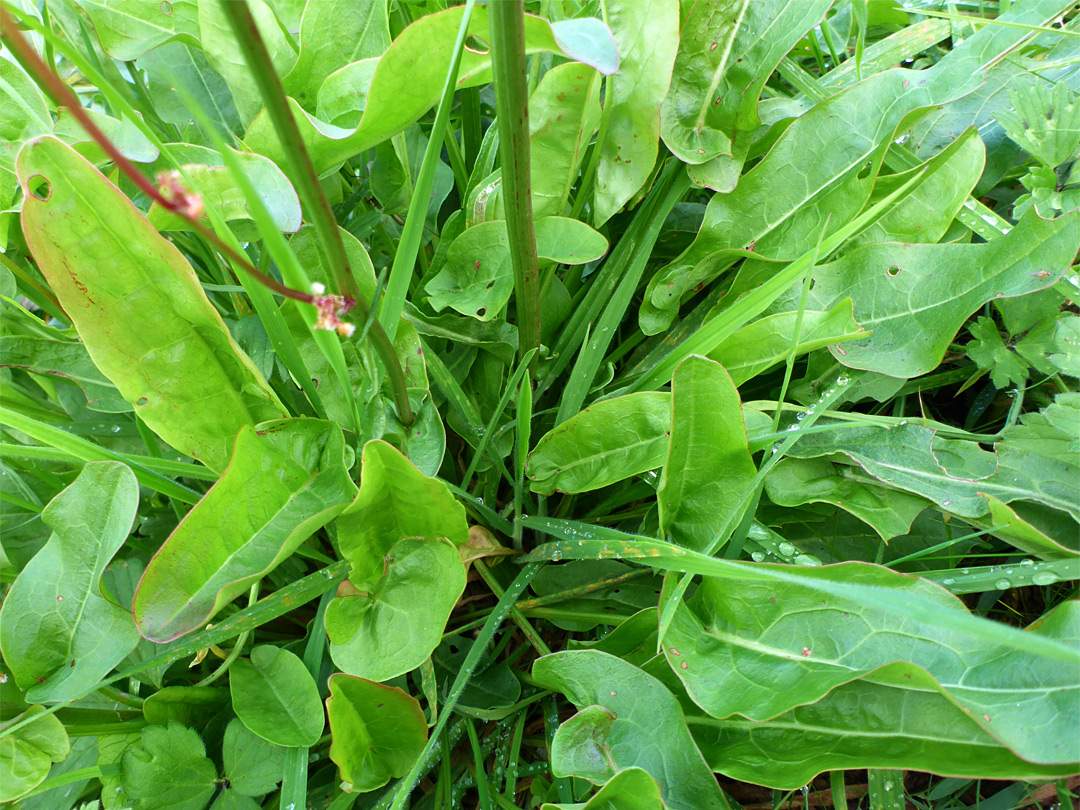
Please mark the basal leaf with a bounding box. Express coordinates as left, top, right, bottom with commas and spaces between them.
661, 0, 832, 190
17, 136, 286, 472
197, 0, 297, 127
75, 0, 201, 61
246, 6, 618, 175
784, 400, 1080, 528
592, 0, 678, 226
706, 300, 865, 386
688, 660, 1078, 788
134, 418, 356, 642
533, 650, 726, 810
281, 0, 390, 111
0, 336, 130, 412
529, 62, 601, 219
846, 125, 985, 248
143, 686, 229, 729
426, 217, 607, 321
145, 144, 301, 234
0, 705, 70, 803
658, 356, 756, 553
136, 43, 242, 144
326, 674, 427, 793
665, 562, 1080, 765
811, 209, 1080, 378
526, 392, 670, 495
764, 457, 931, 541
326, 537, 467, 683
54, 106, 158, 165
0, 461, 139, 703
541, 767, 664, 810
336, 439, 467, 592
0, 55, 51, 173
229, 646, 324, 747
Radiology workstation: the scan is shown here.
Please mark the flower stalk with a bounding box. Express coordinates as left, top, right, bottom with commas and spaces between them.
219, 0, 413, 426
489, 0, 542, 371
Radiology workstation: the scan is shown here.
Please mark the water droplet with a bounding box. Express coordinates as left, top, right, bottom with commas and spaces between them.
1032, 571, 1059, 586
794, 554, 821, 567
1020, 558, 1034, 567
110, 425, 121, 433
884, 781, 893, 791
796, 411, 807, 421
778, 541, 796, 557
995, 578, 1011, 590
942, 578, 956, 586
1005, 568, 1014, 575
751, 551, 765, 562
961, 568, 970, 574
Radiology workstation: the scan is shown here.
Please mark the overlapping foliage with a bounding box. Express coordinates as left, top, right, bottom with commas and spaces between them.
1, 1, 1078, 809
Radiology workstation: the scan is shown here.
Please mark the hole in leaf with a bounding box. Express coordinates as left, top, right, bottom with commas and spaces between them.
856, 162, 872, 180
476, 307, 487, 318
485, 281, 495, 290
160, 0, 172, 14
464, 35, 490, 54
27, 175, 51, 201
887, 265, 901, 277
136, 397, 149, 406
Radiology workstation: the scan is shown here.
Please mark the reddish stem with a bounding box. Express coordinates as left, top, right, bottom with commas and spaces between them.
0, 5, 314, 305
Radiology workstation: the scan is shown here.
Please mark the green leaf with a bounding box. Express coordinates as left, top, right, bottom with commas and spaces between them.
426, 217, 608, 321
326, 674, 427, 793
336, 439, 467, 592
658, 356, 756, 552
533, 650, 726, 810
0, 461, 139, 702
197, 0, 298, 127
326, 537, 467, 682
74, 0, 201, 60
121, 722, 217, 810
665, 562, 1080, 765
706, 300, 865, 386
998, 80, 1080, 169
0, 337, 131, 412
281, 0, 390, 110
17, 136, 286, 472
229, 646, 324, 748
220, 719, 285, 797
98, 733, 140, 810
810, 209, 1079, 378
145, 143, 301, 234
764, 457, 931, 541
592, 0, 678, 226
661, 0, 832, 190
642, 69, 939, 331
529, 62, 601, 219
0, 706, 70, 803
541, 767, 664, 810
526, 392, 670, 495
134, 418, 356, 642
0, 55, 51, 173
246, 6, 618, 175
688, 659, 1079, 788
54, 106, 158, 165
143, 687, 229, 728
783, 406, 1080, 527
966, 316, 1030, 389
846, 125, 985, 248
520, 518, 1079, 665
136, 43, 242, 144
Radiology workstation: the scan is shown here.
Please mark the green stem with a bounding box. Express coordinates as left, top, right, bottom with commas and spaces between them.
219, 0, 413, 426
489, 0, 541, 371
